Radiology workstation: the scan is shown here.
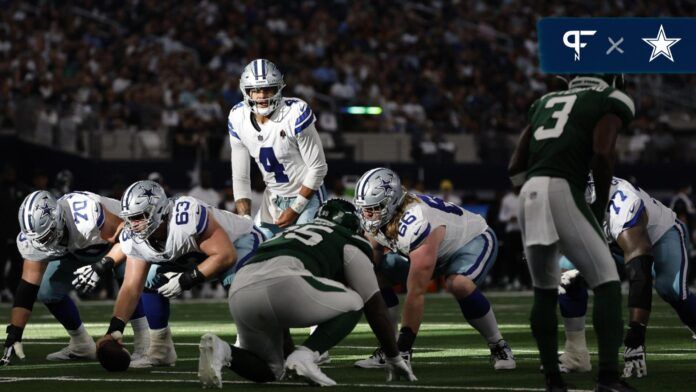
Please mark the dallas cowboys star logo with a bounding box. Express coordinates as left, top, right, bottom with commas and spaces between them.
38, 200, 54, 219
141, 187, 159, 203
642, 25, 681, 63
375, 177, 393, 193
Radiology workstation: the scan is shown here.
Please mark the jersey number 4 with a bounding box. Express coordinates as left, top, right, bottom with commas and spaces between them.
259, 147, 290, 183
533, 95, 577, 140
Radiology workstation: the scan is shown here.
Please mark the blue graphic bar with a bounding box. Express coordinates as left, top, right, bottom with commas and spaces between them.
538, 18, 696, 73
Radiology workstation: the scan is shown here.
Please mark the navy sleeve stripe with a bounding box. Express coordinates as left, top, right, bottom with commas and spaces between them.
228, 121, 240, 140
295, 113, 315, 135
96, 204, 105, 229
409, 223, 432, 251
295, 105, 312, 126
622, 201, 645, 230
196, 206, 209, 235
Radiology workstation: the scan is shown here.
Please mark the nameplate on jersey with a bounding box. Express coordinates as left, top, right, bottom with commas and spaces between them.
538, 18, 696, 73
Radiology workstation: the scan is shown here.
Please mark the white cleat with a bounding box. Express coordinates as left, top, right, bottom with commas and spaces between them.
559, 348, 591, 373
198, 333, 232, 389
316, 351, 331, 366
129, 327, 177, 368
285, 346, 337, 387
489, 339, 516, 370
46, 340, 96, 361
354, 348, 387, 369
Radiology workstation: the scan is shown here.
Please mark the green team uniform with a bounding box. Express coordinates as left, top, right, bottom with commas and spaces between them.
245, 219, 374, 282
229, 218, 380, 379
527, 84, 634, 192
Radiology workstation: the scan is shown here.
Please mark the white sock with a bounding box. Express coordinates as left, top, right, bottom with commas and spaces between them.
131, 317, 150, 354
467, 309, 503, 344
388, 305, 400, 338
564, 330, 588, 353
563, 316, 586, 333
67, 324, 92, 344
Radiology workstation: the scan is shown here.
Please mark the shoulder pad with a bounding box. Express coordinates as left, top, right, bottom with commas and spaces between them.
396, 205, 431, 254
172, 196, 209, 236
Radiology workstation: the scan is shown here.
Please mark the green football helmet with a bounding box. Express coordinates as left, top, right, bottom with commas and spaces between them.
316, 199, 362, 234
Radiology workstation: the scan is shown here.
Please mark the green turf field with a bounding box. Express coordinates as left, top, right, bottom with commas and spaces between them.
1, 293, 694, 391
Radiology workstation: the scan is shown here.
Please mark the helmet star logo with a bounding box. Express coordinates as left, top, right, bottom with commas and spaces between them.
38, 200, 54, 219
141, 187, 158, 203
376, 177, 393, 193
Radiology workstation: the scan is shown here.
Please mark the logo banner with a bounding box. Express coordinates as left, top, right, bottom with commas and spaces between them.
538, 18, 696, 73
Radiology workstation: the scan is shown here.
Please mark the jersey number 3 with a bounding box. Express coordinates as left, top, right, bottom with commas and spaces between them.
534, 95, 577, 140
259, 147, 290, 183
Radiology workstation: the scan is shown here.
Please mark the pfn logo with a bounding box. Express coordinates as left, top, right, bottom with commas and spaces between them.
563, 30, 596, 61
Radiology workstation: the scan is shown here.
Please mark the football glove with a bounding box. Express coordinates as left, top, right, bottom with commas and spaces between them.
156, 269, 205, 298
559, 269, 581, 295
385, 353, 417, 382
622, 344, 647, 378
1, 325, 26, 367
72, 257, 115, 294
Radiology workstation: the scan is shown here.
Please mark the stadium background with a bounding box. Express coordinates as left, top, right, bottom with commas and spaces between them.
1, 2, 695, 297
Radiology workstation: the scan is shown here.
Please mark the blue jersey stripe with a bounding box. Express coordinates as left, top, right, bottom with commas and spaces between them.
464, 229, 493, 278
622, 201, 645, 229
96, 203, 105, 229
228, 121, 240, 140
409, 223, 432, 251
196, 206, 209, 235
295, 114, 315, 135
235, 231, 262, 272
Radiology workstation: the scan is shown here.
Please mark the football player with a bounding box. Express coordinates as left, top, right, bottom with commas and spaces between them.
508, 74, 635, 392
557, 176, 695, 378
96, 180, 264, 368
228, 58, 328, 238
1, 190, 150, 366
352, 168, 516, 371
197, 199, 416, 388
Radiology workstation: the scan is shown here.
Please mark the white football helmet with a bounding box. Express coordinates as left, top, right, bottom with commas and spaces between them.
354, 168, 406, 234
18, 190, 66, 251
239, 58, 286, 116
120, 180, 170, 241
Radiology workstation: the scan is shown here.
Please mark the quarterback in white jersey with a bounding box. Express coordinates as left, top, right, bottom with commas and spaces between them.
2, 190, 150, 367
229, 58, 327, 236
352, 168, 515, 371
558, 176, 695, 378
98, 180, 264, 368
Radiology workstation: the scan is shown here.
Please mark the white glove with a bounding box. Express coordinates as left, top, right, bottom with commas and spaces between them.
385, 354, 417, 382
622, 344, 647, 378
157, 272, 184, 298
0, 341, 25, 367
558, 269, 581, 295
72, 265, 101, 294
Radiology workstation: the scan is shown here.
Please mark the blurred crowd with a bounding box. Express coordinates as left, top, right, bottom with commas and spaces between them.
2, 1, 696, 164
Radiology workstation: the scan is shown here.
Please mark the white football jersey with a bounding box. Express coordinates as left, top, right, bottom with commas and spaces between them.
121, 196, 254, 264
604, 177, 676, 244
17, 191, 119, 262
228, 97, 327, 198
374, 195, 488, 260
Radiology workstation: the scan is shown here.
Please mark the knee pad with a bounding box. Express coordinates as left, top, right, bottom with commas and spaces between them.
626, 254, 654, 311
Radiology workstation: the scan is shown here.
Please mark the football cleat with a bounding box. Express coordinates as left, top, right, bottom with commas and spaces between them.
489, 339, 516, 370
285, 346, 336, 387
354, 348, 387, 369
129, 327, 177, 368
198, 333, 232, 389
46, 339, 96, 361
316, 351, 331, 366
559, 348, 591, 373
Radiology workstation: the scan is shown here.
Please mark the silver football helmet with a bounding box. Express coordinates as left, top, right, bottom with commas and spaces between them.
120, 180, 170, 241
18, 190, 66, 251
239, 58, 286, 116
354, 168, 406, 234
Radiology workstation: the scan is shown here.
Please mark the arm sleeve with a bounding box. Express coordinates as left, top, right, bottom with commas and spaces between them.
296, 123, 328, 191
343, 244, 380, 303
230, 135, 253, 201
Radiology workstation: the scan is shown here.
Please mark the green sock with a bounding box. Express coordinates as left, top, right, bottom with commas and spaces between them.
303, 310, 362, 354
530, 288, 561, 376
592, 281, 623, 381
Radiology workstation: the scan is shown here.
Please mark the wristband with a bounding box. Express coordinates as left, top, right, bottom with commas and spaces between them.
6, 325, 24, 344
290, 195, 310, 214
509, 171, 527, 187
179, 268, 206, 291
106, 317, 126, 335
94, 256, 116, 277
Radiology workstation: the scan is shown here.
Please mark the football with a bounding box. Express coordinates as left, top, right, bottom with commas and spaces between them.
97, 340, 131, 372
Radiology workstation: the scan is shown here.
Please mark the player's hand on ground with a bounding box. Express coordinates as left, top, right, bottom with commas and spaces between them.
385, 354, 417, 382
623, 344, 647, 378
275, 208, 300, 228
1, 326, 26, 367
97, 333, 123, 350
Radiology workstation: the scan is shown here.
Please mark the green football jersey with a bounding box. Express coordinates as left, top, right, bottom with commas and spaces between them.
245, 218, 373, 281
526, 83, 634, 192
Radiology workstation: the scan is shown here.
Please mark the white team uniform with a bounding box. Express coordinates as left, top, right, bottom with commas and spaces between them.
227, 97, 328, 225
17, 191, 120, 262
374, 195, 488, 260
120, 196, 254, 265
604, 177, 676, 244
